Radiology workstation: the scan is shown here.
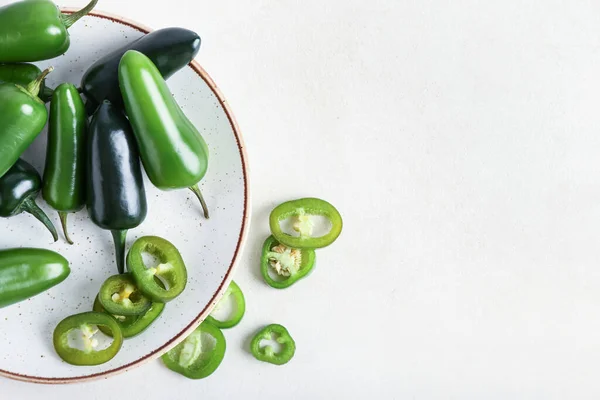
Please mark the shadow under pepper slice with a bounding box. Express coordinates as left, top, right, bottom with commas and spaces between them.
0, 0, 98, 63
127, 236, 187, 303
269, 198, 343, 249
260, 235, 316, 289
99, 273, 152, 316
93, 295, 164, 338
0, 159, 58, 241
43, 83, 87, 245
205, 281, 245, 329
53, 312, 123, 366
250, 324, 296, 365
161, 321, 226, 379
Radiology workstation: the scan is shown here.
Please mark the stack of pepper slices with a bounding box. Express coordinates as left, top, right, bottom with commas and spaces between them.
0, 0, 343, 378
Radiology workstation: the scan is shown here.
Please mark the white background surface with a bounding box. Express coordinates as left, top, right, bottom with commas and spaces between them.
3, 0, 600, 398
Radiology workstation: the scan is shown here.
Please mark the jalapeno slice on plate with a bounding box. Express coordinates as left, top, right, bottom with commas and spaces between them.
93, 295, 164, 338
53, 312, 123, 366
205, 281, 245, 329
269, 198, 342, 249
99, 273, 152, 316
161, 321, 226, 379
127, 236, 187, 302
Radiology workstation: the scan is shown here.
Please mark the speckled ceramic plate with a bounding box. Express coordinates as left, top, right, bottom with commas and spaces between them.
0, 10, 249, 384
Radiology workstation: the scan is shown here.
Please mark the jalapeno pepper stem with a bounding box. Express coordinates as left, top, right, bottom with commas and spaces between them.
60, 0, 99, 29
111, 230, 128, 274
22, 198, 58, 242
58, 212, 74, 245
189, 184, 209, 219
26, 67, 53, 98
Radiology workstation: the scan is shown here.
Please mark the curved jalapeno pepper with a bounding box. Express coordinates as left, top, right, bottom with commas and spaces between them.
260, 236, 316, 289
98, 273, 152, 316
0, 63, 50, 100
269, 198, 343, 249
43, 83, 87, 244
93, 295, 164, 338
127, 236, 187, 303
161, 321, 226, 379
53, 312, 123, 366
250, 324, 296, 365
205, 281, 245, 329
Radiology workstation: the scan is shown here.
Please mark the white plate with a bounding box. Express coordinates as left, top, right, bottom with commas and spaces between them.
0, 10, 250, 383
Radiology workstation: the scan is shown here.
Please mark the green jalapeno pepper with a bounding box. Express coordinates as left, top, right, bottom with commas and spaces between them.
269, 198, 343, 249
119, 50, 210, 218
127, 236, 187, 303
0, 63, 52, 101
43, 83, 87, 244
98, 273, 152, 316
53, 312, 123, 366
250, 324, 296, 365
260, 235, 316, 289
0, 159, 58, 241
0, 248, 70, 308
205, 281, 245, 329
0, 68, 52, 179
93, 295, 164, 338
87, 100, 148, 274
82, 27, 201, 113
0, 0, 98, 63
161, 321, 226, 379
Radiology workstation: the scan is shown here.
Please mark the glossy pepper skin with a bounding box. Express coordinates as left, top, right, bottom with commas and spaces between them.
0, 248, 70, 308
0, 68, 52, 179
81, 27, 201, 113
0, 0, 98, 63
93, 295, 164, 338
250, 324, 296, 365
0, 63, 52, 101
43, 83, 87, 244
87, 101, 147, 274
0, 159, 58, 241
119, 50, 210, 218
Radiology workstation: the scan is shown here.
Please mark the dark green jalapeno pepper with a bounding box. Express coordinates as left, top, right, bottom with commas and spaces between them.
53, 312, 123, 366
82, 27, 201, 114
119, 50, 210, 218
260, 236, 316, 289
127, 236, 187, 303
161, 321, 226, 379
205, 281, 246, 329
0, 68, 52, 179
0, 159, 58, 241
93, 295, 164, 338
0, 0, 99, 63
98, 273, 152, 316
87, 100, 147, 274
0, 248, 70, 308
0, 63, 52, 101
43, 83, 87, 244
250, 324, 296, 365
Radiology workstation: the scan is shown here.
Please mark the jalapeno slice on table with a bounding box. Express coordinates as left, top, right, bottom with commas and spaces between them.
250, 324, 296, 365
269, 198, 342, 249
53, 312, 123, 366
127, 236, 187, 302
99, 273, 152, 316
205, 281, 245, 329
93, 295, 164, 338
260, 235, 316, 289
161, 321, 226, 379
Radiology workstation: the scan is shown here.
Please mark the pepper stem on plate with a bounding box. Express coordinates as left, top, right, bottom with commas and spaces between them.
189, 184, 209, 219
111, 229, 128, 274
60, 0, 99, 29
25, 67, 53, 98
58, 211, 74, 245
22, 198, 58, 242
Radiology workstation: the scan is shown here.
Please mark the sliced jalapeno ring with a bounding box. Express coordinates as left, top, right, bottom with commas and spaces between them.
161, 321, 226, 379
260, 235, 316, 289
250, 324, 296, 365
99, 273, 152, 316
127, 236, 187, 302
269, 198, 342, 249
53, 312, 123, 366
205, 281, 246, 328
93, 295, 165, 338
